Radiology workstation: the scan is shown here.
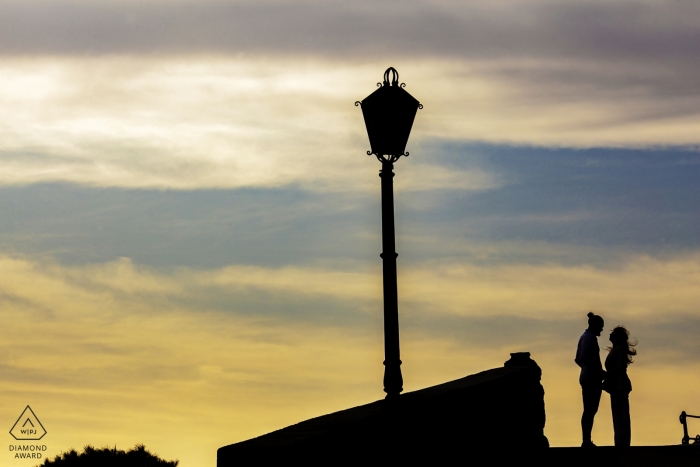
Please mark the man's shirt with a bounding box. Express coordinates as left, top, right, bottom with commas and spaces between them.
575, 329, 603, 385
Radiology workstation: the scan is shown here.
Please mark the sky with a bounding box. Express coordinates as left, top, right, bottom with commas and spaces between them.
1, 0, 700, 465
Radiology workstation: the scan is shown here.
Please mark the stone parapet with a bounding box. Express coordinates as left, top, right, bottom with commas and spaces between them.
218, 353, 548, 464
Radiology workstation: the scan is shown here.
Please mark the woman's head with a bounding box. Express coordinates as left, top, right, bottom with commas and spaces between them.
609, 325, 637, 363
587, 312, 604, 335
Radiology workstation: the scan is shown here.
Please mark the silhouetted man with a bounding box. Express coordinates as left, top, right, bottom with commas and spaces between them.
575, 312, 606, 448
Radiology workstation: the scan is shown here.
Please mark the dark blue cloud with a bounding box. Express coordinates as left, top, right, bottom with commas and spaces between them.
0, 183, 377, 268
396, 142, 700, 262
1, 143, 697, 268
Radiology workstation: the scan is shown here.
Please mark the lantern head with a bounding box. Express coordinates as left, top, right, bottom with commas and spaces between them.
356, 67, 422, 163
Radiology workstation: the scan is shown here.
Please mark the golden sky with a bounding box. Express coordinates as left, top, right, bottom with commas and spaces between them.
2, 1, 700, 465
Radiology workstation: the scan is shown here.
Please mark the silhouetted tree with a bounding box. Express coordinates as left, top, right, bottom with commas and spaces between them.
37, 444, 178, 467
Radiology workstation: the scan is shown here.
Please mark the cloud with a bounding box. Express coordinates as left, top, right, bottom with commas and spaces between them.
3, 0, 700, 118
4, 250, 700, 325
0, 58, 368, 189
2, 56, 700, 191
1, 3, 700, 191
2, 2, 699, 461
1, 251, 700, 462
0, 0, 698, 64
1, 141, 697, 270
395, 163, 499, 192
401, 254, 700, 320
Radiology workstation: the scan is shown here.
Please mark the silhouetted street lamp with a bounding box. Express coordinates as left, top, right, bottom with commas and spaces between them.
356, 67, 422, 399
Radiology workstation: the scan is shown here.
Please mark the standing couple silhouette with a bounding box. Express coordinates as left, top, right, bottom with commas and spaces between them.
575, 312, 638, 448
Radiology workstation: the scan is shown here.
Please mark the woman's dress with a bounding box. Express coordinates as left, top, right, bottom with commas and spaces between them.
604, 346, 632, 446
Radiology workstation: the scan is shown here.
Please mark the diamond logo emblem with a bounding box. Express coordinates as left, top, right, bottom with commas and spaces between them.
10, 406, 46, 440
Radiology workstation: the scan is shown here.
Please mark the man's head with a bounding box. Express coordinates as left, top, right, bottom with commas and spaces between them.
587, 312, 604, 336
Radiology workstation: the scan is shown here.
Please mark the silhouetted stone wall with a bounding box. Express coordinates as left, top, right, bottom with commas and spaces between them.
219, 353, 548, 464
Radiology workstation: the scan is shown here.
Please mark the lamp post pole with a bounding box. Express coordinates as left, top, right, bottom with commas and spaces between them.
356, 67, 421, 400
380, 160, 402, 398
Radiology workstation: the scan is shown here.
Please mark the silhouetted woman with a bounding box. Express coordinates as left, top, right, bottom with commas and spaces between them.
605, 326, 637, 447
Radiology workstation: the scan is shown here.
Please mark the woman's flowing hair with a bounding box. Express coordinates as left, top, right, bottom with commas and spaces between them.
608, 326, 638, 364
